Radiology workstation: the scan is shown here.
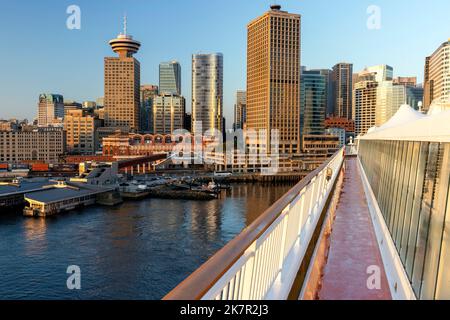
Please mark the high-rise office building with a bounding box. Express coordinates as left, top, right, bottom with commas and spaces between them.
314, 69, 334, 117
353, 65, 421, 136
104, 17, 141, 131
300, 68, 326, 137
140, 85, 159, 132
38, 94, 64, 126
152, 94, 185, 135
234, 90, 246, 130
332, 63, 353, 119
424, 39, 450, 111
247, 5, 301, 154
354, 70, 378, 136
159, 61, 181, 95
192, 53, 223, 135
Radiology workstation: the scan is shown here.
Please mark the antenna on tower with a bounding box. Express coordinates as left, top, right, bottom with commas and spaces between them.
123, 13, 127, 36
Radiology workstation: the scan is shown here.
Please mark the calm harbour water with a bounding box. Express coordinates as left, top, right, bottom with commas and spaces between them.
0, 183, 293, 300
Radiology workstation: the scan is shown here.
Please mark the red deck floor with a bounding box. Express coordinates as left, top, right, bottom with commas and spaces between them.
318, 157, 392, 300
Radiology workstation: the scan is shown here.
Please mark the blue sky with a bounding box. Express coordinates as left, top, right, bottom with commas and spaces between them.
0, 0, 449, 124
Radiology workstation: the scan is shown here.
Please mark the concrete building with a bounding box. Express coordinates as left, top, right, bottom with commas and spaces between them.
300, 68, 326, 137
354, 75, 378, 136
332, 63, 353, 119
64, 109, 103, 155
246, 5, 301, 155
159, 61, 181, 95
234, 90, 246, 130
38, 94, 64, 126
0, 126, 65, 163
424, 39, 450, 111
353, 65, 420, 136
104, 18, 141, 131
192, 53, 223, 135
152, 94, 185, 135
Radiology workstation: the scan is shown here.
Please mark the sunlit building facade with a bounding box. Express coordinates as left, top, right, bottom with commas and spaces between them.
246, 5, 301, 155
192, 53, 223, 135
424, 39, 450, 111
38, 94, 64, 127
104, 23, 141, 131
159, 61, 181, 95
332, 63, 353, 119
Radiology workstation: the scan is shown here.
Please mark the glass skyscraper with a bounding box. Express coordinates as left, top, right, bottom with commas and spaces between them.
300, 69, 327, 136
159, 61, 181, 95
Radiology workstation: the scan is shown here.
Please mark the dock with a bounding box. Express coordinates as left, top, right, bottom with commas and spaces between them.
23, 182, 118, 217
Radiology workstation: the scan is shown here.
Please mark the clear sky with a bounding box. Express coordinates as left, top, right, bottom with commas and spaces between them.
0, 0, 449, 124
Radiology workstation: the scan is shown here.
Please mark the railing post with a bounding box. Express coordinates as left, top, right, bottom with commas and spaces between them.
279, 207, 290, 270
241, 243, 257, 300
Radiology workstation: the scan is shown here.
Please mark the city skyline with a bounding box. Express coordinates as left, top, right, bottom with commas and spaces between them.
1, 0, 450, 123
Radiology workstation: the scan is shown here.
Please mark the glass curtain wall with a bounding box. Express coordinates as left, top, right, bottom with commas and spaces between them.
359, 139, 450, 300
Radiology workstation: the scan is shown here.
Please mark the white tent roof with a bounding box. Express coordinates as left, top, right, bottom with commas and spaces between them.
360, 103, 450, 143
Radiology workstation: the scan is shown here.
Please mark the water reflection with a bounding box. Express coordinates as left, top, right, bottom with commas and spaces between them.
0, 183, 293, 299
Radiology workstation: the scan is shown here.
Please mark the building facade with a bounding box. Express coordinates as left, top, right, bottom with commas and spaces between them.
0, 127, 65, 163
159, 61, 181, 95
152, 94, 186, 135
300, 68, 326, 137
38, 94, 64, 126
354, 78, 378, 136
64, 109, 103, 155
140, 84, 159, 132
192, 53, 223, 135
247, 5, 301, 155
104, 23, 141, 131
424, 40, 450, 111
234, 90, 247, 130
332, 63, 353, 119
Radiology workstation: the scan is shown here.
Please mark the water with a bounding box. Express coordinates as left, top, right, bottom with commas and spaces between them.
0, 183, 293, 300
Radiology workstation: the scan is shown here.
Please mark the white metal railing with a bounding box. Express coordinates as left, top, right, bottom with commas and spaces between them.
164, 148, 345, 300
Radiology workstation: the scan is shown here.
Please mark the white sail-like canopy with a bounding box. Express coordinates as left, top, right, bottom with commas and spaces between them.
360, 103, 450, 143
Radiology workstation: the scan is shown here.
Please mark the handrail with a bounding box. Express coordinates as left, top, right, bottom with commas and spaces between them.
164, 148, 344, 300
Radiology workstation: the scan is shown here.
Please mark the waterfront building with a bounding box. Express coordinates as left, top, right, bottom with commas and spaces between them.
0, 126, 65, 163
424, 39, 450, 111
246, 5, 301, 155
64, 109, 103, 155
38, 93, 64, 126
104, 17, 141, 131
300, 68, 327, 137
102, 132, 177, 156
300, 134, 340, 170
331, 63, 353, 119
152, 94, 186, 135
234, 90, 246, 130
159, 61, 181, 95
191, 53, 223, 135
